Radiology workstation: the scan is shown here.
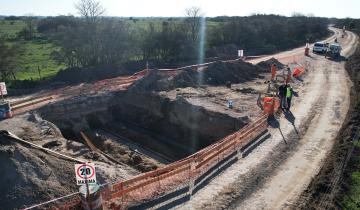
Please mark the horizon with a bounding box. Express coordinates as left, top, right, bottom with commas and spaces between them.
0, 0, 359, 19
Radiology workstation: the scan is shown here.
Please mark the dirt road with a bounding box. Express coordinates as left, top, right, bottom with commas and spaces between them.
176, 27, 358, 209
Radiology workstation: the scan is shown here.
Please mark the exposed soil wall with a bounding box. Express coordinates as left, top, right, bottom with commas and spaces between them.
109, 92, 248, 152
38, 91, 248, 160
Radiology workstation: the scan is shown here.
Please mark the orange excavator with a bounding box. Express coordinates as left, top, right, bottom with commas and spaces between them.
257, 64, 300, 116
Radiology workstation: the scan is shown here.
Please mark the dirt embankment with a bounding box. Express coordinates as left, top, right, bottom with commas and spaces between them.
0, 134, 76, 210
131, 59, 282, 92
0, 112, 142, 209
294, 40, 360, 210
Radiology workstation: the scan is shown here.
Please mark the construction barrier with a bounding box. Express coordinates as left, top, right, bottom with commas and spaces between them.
263, 97, 280, 115
23, 114, 268, 209
292, 67, 305, 78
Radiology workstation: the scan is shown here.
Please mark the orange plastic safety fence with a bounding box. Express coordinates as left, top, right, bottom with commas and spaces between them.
104, 114, 268, 209
29, 113, 268, 210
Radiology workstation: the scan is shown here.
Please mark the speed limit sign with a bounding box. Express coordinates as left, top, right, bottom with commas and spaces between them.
75, 163, 97, 185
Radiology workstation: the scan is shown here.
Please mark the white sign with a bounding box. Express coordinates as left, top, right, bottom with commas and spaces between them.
238, 50, 244, 57
0, 82, 7, 95
75, 163, 97, 185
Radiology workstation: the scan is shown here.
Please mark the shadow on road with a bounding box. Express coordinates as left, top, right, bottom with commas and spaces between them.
267, 115, 287, 144
284, 110, 299, 135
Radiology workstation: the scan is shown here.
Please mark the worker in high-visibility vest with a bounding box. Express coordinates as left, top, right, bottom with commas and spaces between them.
271, 63, 277, 81
286, 84, 294, 111
286, 67, 292, 84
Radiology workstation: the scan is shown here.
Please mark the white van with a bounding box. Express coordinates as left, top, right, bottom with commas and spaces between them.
313, 42, 327, 53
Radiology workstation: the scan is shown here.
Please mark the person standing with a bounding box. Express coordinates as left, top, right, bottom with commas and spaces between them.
278, 83, 287, 109
286, 67, 292, 84
271, 63, 277, 81
286, 84, 294, 111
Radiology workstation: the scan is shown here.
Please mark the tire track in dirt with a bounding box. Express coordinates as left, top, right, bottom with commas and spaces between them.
175, 28, 356, 210
176, 57, 331, 210
209, 58, 333, 210
230, 30, 355, 210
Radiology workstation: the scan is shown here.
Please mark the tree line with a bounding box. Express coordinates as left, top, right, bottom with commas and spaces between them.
1, 0, 331, 81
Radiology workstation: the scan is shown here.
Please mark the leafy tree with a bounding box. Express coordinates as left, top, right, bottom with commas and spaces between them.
0, 38, 23, 81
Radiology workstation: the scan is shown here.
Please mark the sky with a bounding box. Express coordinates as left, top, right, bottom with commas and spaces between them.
0, 0, 359, 18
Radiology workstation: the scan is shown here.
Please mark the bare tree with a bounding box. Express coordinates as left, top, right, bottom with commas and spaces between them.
75, 0, 105, 23
185, 7, 202, 41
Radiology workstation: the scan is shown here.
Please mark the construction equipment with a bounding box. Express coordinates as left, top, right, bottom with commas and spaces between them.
262, 95, 280, 115
257, 79, 282, 116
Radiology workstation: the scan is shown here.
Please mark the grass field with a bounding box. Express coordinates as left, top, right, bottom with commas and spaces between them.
15, 40, 65, 80
0, 20, 25, 39
0, 20, 65, 81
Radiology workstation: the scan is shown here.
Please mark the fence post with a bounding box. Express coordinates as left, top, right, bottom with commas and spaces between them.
189, 156, 196, 198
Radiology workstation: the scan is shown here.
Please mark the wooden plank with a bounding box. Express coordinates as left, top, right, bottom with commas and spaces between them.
12, 96, 53, 110
1, 131, 84, 163
11, 95, 49, 106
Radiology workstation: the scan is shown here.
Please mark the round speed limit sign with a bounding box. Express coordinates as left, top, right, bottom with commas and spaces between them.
75, 163, 97, 185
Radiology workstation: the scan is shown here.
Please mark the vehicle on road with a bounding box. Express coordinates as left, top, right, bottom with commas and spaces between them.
312, 42, 327, 53
325, 43, 342, 58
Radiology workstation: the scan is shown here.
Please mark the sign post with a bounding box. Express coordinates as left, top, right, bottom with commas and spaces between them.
238, 49, 244, 58
75, 163, 97, 210
0, 82, 7, 101
75, 163, 97, 185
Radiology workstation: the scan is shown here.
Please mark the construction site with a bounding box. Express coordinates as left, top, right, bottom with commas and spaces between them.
1, 1, 360, 207
0, 24, 358, 209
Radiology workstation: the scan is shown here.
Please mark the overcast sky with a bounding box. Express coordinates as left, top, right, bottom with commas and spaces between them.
0, 0, 359, 18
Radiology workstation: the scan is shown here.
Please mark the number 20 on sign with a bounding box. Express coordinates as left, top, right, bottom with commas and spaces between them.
74, 163, 97, 185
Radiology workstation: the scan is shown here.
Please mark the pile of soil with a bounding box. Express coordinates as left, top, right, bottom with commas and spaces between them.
0, 133, 76, 209
0, 113, 140, 209
293, 42, 360, 209
132, 59, 281, 91
52, 64, 126, 84
256, 57, 285, 70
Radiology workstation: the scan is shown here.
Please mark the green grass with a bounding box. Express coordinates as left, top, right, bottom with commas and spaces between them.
341, 137, 360, 209
15, 40, 66, 80
0, 20, 25, 39
1, 20, 65, 81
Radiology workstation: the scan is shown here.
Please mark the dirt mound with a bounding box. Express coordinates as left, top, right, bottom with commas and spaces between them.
53, 64, 125, 84
0, 133, 76, 209
256, 57, 285, 70
200, 61, 267, 85
132, 59, 280, 91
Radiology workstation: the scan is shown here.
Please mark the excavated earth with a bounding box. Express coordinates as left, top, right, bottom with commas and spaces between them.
0, 56, 280, 209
